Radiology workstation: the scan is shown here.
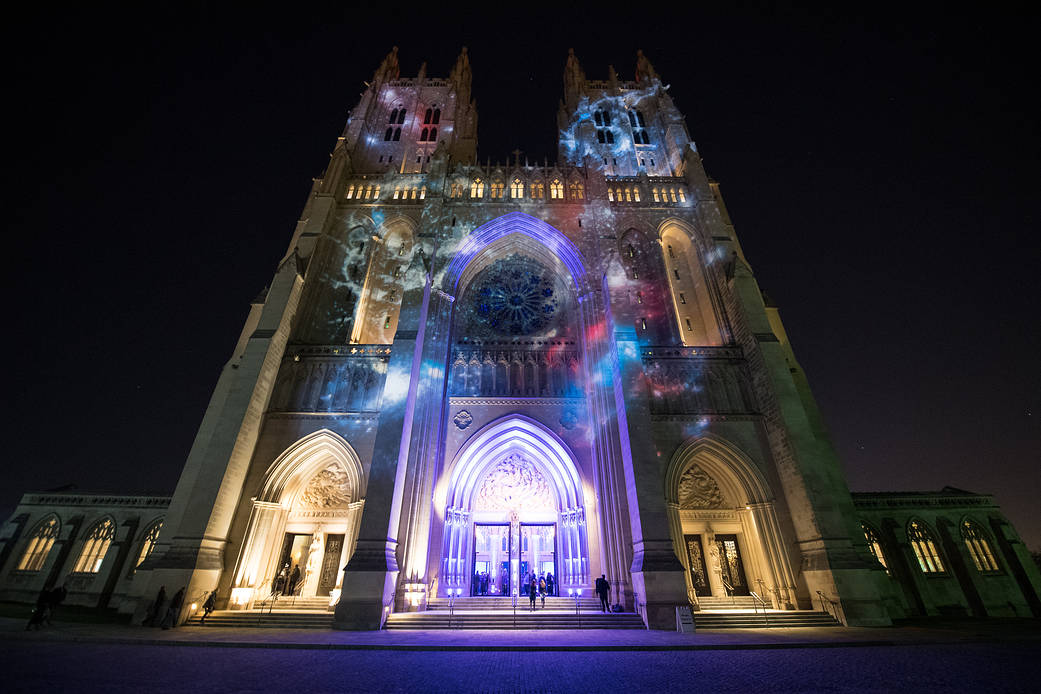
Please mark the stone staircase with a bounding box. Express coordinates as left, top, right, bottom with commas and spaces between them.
386, 610, 645, 630
691, 596, 841, 628
189, 608, 335, 628
427, 596, 602, 611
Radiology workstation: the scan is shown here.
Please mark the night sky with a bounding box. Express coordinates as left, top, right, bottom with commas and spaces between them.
3, 6, 1038, 550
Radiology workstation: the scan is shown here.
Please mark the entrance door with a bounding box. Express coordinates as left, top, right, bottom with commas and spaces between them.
520, 524, 556, 595
278, 533, 311, 595
316, 534, 344, 596
716, 534, 749, 596
684, 534, 711, 596
472, 524, 510, 596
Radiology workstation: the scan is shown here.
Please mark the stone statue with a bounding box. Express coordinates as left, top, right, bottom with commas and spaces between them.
301, 528, 324, 596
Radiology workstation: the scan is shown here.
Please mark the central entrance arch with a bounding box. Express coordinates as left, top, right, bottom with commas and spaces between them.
436, 415, 589, 598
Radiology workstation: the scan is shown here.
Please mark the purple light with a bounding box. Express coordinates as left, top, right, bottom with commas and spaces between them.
443, 212, 588, 292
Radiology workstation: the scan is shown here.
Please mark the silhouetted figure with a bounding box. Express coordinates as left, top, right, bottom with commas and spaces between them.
596, 575, 610, 612
529, 577, 538, 611
200, 591, 217, 624
46, 583, 68, 625
538, 577, 547, 607
546, 573, 554, 597
160, 587, 185, 629
25, 587, 51, 631
288, 565, 301, 596
143, 586, 167, 627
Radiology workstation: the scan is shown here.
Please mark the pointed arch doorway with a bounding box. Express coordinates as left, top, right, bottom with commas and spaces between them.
437, 416, 589, 599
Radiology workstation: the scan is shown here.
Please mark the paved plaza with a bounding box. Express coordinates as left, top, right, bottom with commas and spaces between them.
2, 617, 1040, 692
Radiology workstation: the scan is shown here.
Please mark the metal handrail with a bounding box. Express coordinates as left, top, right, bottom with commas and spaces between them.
749, 591, 769, 626
721, 579, 735, 605
815, 590, 844, 624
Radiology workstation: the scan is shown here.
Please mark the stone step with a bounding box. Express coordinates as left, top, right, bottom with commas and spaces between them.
386, 611, 645, 630
427, 597, 602, 610
693, 611, 840, 628
189, 610, 335, 628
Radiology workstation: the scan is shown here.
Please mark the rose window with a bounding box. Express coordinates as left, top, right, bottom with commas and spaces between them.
472, 257, 560, 336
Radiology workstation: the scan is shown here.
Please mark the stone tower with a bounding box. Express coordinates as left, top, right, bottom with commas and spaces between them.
129, 47, 897, 630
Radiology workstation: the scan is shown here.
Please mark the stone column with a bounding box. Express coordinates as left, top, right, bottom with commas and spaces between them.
612, 326, 688, 628
334, 275, 433, 629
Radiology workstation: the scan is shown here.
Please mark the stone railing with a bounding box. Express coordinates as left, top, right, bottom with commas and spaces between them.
269, 345, 390, 413
640, 346, 756, 415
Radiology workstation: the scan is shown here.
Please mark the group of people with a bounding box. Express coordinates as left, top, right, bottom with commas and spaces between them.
142, 585, 187, 629
472, 570, 506, 596
272, 563, 301, 597
24, 583, 67, 630
526, 572, 555, 610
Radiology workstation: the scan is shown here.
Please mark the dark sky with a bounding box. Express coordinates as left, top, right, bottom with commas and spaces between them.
3, 5, 1038, 549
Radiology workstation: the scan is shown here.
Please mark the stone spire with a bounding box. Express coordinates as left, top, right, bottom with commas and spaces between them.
373, 46, 400, 84
635, 49, 658, 84
563, 48, 586, 111
450, 46, 472, 103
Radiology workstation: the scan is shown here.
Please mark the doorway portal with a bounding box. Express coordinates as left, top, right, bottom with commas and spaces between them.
472, 524, 511, 596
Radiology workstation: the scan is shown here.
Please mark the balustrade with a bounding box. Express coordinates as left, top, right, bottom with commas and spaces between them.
640, 346, 756, 415
449, 346, 581, 398
268, 345, 390, 413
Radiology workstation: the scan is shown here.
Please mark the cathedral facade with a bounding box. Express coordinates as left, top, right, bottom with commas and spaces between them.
2, 48, 1038, 629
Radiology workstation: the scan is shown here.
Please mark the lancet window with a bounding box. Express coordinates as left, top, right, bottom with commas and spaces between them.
961, 521, 999, 573
511, 179, 524, 198
135, 520, 163, 569
73, 518, 116, 574
907, 520, 945, 574
862, 523, 889, 574
17, 516, 59, 572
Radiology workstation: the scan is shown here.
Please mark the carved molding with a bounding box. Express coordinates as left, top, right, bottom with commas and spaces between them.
678, 463, 726, 509
473, 453, 555, 513
300, 465, 353, 509
453, 410, 473, 430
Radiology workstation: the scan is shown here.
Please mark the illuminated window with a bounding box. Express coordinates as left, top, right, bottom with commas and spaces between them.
679, 293, 686, 304
862, 523, 889, 574
73, 518, 115, 574
16, 516, 59, 572
624, 188, 632, 202
530, 180, 544, 198
490, 181, 504, 198
627, 244, 635, 258
384, 315, 392, 329
345, 185, 355, 199
632, 187, 640, 202
451, 182, 464, 198
685, 318, 693, 331
640, 317, 647, 330
636, 291, 643, 304
908, 520, 945, 573
373, 185, 381, 199
670, 188, 678, 203
550, 179, 564, 199
511, 179, 524, 198
652, 188, 660, 202
632, 267, 639, 280
961, 521, 999, 573
678, 188, 687, 202
607, 188, 615, 202
420, 186, 426, 199
470, 179, 484, 198
570, 181, 584, 199
393, 265, 402, 279
393, 186, 401, 200
135, 520, 163, 569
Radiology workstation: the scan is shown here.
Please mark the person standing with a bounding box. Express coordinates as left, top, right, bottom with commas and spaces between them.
288, 565, 301, 596
528, 577, 538, 611
538, 576, 547, 608
200, 590, 217, 624
25, 586, 51, 631
596, 574, 610, 612
143, 585, 166, 627
160, 587, 185, 629
546, 573, 554, 597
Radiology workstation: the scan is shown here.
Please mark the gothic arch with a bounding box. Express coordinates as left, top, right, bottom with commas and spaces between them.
350, 216, 419, 344
257, 429, 365, 505
656, 217, 727, 346
441, 212, 591, 297
665, 434, 772, 507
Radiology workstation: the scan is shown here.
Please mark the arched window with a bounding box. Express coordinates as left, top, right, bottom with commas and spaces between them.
396, 109, 406, 124
550, 179, 564, 199
135, 520, 163, 569
862, 523, 889, 574
490, 181, 504, 198
392, 128, 401, 141
594, 111, 603, 127
907, 520, 945, 573
605, 131, 615, 144
73, 518, 116, 574
424, 108, 433, 124
569, 181, 584, 199
429, 127, 437, 142
530, 180, 544, 198
16, 516, 59, 572
470, 178, 484, 198
632, 187, 640, 202
597, 130, 605, 144
389, 108, 399, 124
510, 178, 524, 198
384, 127, 393, 141
432, 108, 440, 124
420, 128, 428, 141
961, 520, 999, 573
636, 110, 646, 127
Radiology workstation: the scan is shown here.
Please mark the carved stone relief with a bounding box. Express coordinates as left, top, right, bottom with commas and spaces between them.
300, 464, 352, 509
473, 453, 555, 512
453, 410, 474, 430
678, 463, 726, 509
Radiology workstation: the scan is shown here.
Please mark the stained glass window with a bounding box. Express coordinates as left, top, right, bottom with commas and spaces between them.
73, 518, 116, 574
862, 523, 889, 574
961, 521, 999, 573
17, 516, 59, 572
471, 257, 560, 336
908, 520, 945, 573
